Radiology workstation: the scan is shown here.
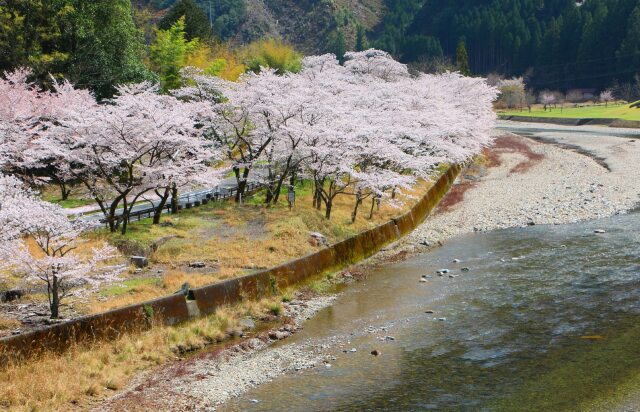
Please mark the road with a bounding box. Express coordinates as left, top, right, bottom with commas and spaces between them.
77, 174, 262, 223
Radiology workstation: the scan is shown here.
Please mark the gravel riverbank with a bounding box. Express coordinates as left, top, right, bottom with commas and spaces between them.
96, 294, 338, 411
396, 121, 640, 254
97, 122, 640, 411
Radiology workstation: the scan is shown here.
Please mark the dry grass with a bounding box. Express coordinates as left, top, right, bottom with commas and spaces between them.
0, 316, 20, 331
76, 179, 433, 312
0, 294, 285, 412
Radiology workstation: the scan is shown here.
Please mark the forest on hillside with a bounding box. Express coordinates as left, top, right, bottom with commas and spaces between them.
1, 0, 639, 95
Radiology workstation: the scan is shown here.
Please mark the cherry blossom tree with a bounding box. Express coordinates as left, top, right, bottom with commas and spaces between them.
0, 68, 96, 200
46, 82, 221, 233
540, 92, 556, 111
599, 89, 614, 107
0, 174, 122, 318
177, 49, 497, 220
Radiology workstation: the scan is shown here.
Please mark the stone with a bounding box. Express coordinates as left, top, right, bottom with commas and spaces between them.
349, 348, 357, 352
309, 232, 328, 247
419, 278, 428, 283
134, 268, 142, 274
418, 240, 431, 247
437, 317, 447, 321
594, 229, 606, 234
189, 261, 206, 268
240, 318, 256, 330
130, 256, 148, 268
370, 349, 381, 356
247, 338, 262, 349
250, 399, 260, 404
461, 267, 470, 272
1, 289, 24, 303
453, 259, 461, 263
268, 331, 289, 340
384, 336, 396, 341
424, 310, 434, 314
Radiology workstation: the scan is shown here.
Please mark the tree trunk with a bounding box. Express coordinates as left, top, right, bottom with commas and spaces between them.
121, 198, 129, 235
369, 197, 376, 219
234, 167, 251, 203
325, 199, 332, 220
58, 181, 70, 201
50, 275, 59, 319
171, 183, 179, 214
153, 187, 171, 224
351, 192, 362, 223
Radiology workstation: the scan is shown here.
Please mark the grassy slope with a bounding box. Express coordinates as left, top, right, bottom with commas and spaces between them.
501, 103, 640, 121
27, 177, 427, 315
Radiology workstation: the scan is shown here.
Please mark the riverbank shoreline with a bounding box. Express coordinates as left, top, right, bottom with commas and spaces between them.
97, 122, 640, 411
382, 122, 639, 261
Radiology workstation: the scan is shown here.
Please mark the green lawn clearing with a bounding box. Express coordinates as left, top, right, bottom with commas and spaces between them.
502, 103, 640, 121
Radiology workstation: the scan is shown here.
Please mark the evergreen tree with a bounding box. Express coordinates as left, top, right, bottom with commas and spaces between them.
64, 0, 151, 98
456, 38, 471, 76
150, 17, 199, 92
355, 25, 367, 52
617, 5, 640, 78
0, 0, 149, 98
158, 0, 212, 41
327, 29, 347, 63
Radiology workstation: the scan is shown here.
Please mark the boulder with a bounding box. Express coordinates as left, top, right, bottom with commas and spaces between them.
130, 256, 148, 268
309, 232, 328, 247
0, 289, 24, 303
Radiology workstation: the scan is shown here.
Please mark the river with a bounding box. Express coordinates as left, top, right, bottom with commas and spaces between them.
222, 211, 640, 411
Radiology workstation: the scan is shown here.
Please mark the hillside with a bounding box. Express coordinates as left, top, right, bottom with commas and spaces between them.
134, 0, 387, 54
135, 0, 640, 92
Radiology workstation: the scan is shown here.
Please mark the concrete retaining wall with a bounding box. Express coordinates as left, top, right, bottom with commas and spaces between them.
0, 164, 462, 364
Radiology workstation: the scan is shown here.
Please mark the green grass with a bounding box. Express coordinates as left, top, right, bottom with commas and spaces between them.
41, 194, 95, 209
502, 103, 640, 121
99, 278, 163, 297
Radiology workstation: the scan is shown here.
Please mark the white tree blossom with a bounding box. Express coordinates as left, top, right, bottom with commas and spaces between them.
0, 174, 122, 318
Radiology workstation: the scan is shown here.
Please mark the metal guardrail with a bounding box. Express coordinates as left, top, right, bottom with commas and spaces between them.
99, 181, 261, 225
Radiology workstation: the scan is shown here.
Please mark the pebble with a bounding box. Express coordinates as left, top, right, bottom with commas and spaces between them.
424, 310, 434, 314
419, 278, 427, 283
461, 267, 470, 272
370, 349, 381, 356
437, 318, 447, 321
453, 259, 461, 263
594, 229, 606, 234
250, 399, 259, 404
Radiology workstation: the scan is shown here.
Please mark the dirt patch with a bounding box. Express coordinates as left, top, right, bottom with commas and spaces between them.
486, 135, 545, 173
436, 181, 478, 212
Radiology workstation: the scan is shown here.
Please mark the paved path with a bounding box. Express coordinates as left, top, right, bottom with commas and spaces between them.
74, 173, 264, 223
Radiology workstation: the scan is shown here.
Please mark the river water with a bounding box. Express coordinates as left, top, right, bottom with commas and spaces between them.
223, 211, 640, 411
